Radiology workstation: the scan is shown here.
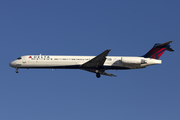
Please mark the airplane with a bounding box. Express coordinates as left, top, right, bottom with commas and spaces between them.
9, 41, 174, 78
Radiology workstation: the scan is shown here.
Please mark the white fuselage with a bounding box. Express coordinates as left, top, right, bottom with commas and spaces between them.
9, 55, 162, 70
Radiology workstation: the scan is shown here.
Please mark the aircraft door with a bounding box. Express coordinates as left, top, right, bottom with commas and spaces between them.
22, 58, 26, 64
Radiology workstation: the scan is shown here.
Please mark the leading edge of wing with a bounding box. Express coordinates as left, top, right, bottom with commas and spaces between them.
81, 49, 111, 68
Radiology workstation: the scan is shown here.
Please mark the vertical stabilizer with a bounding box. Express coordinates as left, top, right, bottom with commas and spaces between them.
142, 41, 174, 59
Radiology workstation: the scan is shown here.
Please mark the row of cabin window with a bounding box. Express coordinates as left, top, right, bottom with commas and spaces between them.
53, 58, 112, 61
31, 58, 53, 60
31, 58, 112, 61
54, 58, 91, 60
31, 58, 90, 60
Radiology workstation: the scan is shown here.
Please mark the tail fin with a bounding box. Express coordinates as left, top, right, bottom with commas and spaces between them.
142, 41, 174, 59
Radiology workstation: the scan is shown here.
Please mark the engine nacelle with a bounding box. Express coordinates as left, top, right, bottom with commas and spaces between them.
121, 57, 144, 65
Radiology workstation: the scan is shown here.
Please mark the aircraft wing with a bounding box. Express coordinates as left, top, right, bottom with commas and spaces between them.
81, 49, 116, 77
83, 69, 116, 77
81, 49, 111, 68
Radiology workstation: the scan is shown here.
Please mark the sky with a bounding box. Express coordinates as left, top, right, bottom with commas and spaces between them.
0, 0, 180, 120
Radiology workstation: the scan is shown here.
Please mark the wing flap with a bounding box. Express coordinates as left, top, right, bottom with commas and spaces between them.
83, 69, 116, 77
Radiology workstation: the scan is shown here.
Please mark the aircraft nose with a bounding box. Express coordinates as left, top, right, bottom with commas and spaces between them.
9, 61, 16, 68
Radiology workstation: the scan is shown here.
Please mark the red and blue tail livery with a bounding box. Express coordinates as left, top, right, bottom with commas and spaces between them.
142, 41, 174, 59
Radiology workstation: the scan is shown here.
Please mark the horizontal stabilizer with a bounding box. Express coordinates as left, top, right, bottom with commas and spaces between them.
166, 46, 174, 52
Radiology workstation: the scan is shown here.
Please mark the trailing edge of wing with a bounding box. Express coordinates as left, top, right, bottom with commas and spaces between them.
81, 49, 111, 68
101, 72, 117, 77
83, 69, 116, 77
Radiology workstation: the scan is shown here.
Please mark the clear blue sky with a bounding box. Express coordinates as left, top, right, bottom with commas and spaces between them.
1, 0, 180, 120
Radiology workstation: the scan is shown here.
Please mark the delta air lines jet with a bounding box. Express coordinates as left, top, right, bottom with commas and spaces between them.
9, 41, 174, 78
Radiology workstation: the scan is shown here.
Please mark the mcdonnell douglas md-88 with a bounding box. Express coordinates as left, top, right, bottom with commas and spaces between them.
9, 41, 174, 78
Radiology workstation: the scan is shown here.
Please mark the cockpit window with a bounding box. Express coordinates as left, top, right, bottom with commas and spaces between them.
17, 57, 22, 60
